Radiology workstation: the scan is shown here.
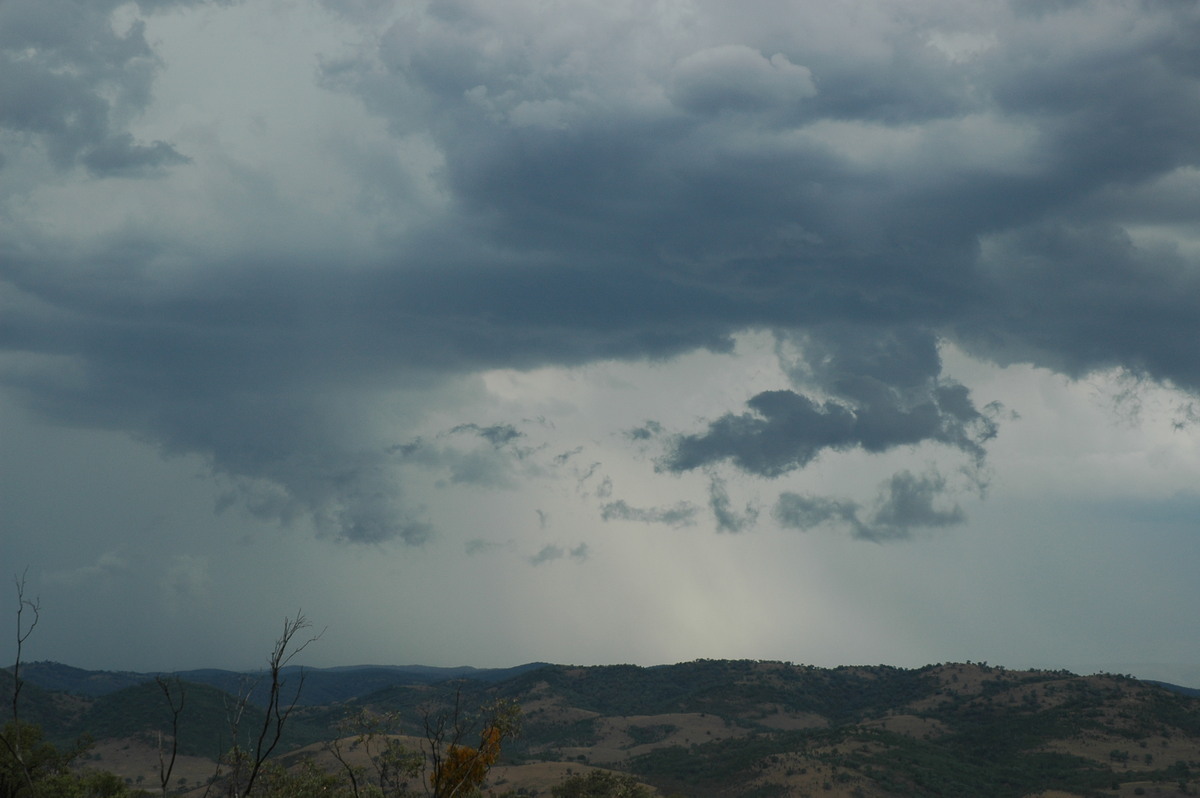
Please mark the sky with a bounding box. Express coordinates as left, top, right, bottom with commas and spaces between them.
2, 0, 1200, 684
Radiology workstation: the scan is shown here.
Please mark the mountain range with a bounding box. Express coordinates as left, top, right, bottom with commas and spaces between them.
5, 659, 1200, 797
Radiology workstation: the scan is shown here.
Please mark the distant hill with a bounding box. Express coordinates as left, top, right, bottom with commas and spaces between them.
1147, 680, 1200, 699
339, 660, 1200, 797
6, 659, 1200, 796
11, 660, 551, 706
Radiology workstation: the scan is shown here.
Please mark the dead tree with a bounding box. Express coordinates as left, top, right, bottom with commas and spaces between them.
205, 611, 323, 798
0, 570, 40, 797
155, 675, 186, 797
9, 569, 39, 731
243, 612, 322, 795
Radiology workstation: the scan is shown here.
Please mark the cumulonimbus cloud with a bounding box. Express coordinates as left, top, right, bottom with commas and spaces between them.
3, 0, 1199, 543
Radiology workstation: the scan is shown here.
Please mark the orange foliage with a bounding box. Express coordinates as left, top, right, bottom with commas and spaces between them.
431, 726, 503, 797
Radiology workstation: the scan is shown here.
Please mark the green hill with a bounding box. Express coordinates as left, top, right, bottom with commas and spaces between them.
346, 660, 1200, 797
6, 660, 1200, 796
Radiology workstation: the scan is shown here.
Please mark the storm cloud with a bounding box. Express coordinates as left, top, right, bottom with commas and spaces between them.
4, 0, 1200, 677
3, 0, 1200, 546
0, 0, 190, 172
774, 470, 966, 542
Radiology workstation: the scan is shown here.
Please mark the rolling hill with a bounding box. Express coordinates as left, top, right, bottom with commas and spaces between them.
5, 660, 1200, 796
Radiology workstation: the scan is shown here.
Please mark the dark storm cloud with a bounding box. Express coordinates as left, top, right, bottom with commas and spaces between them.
774, 470, 965, 542
668, 45, 816, 115
959, 223, 1200, 388
79, 134, 190, 177
0, 0, 189, 172
319, 0, 1200, 388
4, 1, 1200, 542
663, 392, 857, 477
661, 383, 996, 478
661, 327, 998, 478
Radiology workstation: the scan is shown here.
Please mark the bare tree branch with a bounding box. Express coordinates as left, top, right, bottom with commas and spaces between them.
242, 611, 324, 797
0, 568, 41, 796
10, 568, 40, 729
156, 675, 186, 797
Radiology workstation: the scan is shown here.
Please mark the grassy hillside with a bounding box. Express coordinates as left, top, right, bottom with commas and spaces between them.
8, 660, 1200, 796
320, 660, 1200, 796
74, 679, 335, 758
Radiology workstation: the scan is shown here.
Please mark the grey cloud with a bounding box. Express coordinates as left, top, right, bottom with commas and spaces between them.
661, 381, 996, 478
318, 0, 393, 24
390, 422, 536, 489
528, 543, 588, 566
210, 445, 432, 546
708, 475, 759, 534
774, 470, 965, 542
772, 494, 861, 533
669, 45, 816, 115
80, 134, 190, 177
870, 471, 966, 536
1, 346, 432, 545
661, 326, 997, 479
5, 1, 1200, 544
663, 391, 856, 477
449, 423, 524, 448
465, 538, 509, 555
553, 447, 584, 465
43, 551, 129, 588
1173, 401, 1200, 431
528, 544, 558, 566
626, 422, 664, 442
594, 476, 613, 500
0, 1, 188, 172
306, 0, 1200, 390
600, 500, 699, 528
958, 223, 1200, 390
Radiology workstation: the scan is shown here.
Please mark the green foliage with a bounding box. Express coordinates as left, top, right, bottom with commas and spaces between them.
502, 661, 935, 723
551, 769, 653, 798
83, 680, 257, 758
0, 672, 77, 742
0, 720, 147, 798
624, 725, 677, 747
73, 678, 330, 758
828, 728, 1115, 798
327, 708, 424, 798
629, 731, 812, 794
254, 757, 348, 798
8, 660, 1200, 798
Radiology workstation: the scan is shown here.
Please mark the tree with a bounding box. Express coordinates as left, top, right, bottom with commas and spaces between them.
421, 691, 521, 798
0, 571, 143, 798
204, 611, 323, 798
0, 571, 41, 797
551, 770, 654, 798
155, 676, 185, 798
253, 758, 344, 798
327, 709, 422, 798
